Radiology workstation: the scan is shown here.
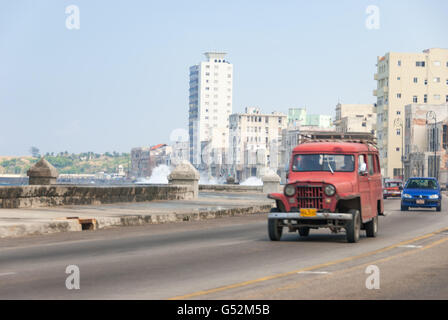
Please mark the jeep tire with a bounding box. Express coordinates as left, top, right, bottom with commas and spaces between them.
401, 203, 408, 211
346, 209, 361, 243
365, 215, 378, 237
268, 208, 283, 241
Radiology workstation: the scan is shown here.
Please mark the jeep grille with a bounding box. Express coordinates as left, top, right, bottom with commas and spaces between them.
297, 185, 323, 209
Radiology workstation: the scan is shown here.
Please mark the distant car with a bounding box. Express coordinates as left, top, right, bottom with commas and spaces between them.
383, 179, 403, 199
401, 177, 442, 212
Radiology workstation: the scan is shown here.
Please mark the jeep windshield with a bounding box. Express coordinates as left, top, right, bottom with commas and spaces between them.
292, 154, 354, 172
405, 179, 438, 190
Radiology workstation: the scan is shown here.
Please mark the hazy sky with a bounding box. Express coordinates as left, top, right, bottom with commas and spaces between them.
1, 0, 447, 155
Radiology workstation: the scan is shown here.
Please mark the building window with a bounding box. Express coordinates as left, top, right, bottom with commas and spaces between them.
416, 61, 425, 67
396, 111, 401, 115
396, 129, 401, 135
433, 61, 441, 66
434, 77, 441, 83
397, 77, 401, 81
434, 94, 441, 100
443, 125, 447, 149
397, 93, 402, 98
424, 94, 428, 103
398, 60, 401, 66
396, 147, 400, 151
413, 77, 418, 83
446, 95, 448, 103
413, 96, 418, 103
424, 79, 428, 85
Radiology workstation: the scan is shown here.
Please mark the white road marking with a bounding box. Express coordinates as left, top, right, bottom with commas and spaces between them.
0, 272, 16, 277
399, 245, 423, 248
297, 271, 331, 274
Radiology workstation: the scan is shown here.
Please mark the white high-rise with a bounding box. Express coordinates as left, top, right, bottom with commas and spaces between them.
189, 52, 233, 166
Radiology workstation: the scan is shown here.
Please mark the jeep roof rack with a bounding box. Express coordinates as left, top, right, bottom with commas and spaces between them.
298, 131, 377, 148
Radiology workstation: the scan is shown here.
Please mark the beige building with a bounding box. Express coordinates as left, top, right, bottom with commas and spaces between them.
334, 103, 377, 135
404, 103, 448, 185
374, 48, 448, 179
228, 107, 287, 181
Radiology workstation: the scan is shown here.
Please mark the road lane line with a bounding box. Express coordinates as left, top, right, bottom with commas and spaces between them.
398, 245, 423, 248
168, 226, 448, 300
0, 272, 16, 277
297, 271, 331, 274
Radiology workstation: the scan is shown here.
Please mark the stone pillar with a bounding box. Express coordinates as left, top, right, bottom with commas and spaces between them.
262, 169, 281, 194
27, 158, 59, 185
168, 160, 200, 199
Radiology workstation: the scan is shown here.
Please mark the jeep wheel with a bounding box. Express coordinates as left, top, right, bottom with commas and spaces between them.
437, 204, 441, 212
401, 203, 408, 211
298, 227, 310, 237
365, 215, 378, 237
346, 209, 361, 243
268, 208, 283, 241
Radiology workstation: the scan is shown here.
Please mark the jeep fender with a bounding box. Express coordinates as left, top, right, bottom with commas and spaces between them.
336, 194, 362, 213
267, 193, 291, 212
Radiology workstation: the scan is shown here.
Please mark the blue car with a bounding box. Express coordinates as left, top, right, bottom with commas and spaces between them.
401, 177, 442, 212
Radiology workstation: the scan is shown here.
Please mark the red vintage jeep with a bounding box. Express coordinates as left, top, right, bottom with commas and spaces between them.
268, 140, 384, 243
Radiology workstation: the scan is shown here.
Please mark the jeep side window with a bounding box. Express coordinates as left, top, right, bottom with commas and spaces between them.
367, 154, 375, 175
358, 154, 367, 174
374, 154, 380, 173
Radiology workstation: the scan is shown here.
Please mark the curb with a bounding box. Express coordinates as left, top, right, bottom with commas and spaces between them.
0, 204, 273, 239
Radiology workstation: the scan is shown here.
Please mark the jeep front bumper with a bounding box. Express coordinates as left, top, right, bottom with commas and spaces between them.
268, 212, 353, 220
268, 212, 352, 228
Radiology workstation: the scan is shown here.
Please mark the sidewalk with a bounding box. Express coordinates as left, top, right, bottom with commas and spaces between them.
0, 192, 273, 238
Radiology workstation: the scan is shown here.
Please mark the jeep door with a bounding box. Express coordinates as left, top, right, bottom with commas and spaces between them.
357, 154, 372, 219
367, 153, 381, 219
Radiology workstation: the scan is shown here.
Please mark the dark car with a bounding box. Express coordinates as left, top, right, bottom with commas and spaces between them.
401, 177, 442, 212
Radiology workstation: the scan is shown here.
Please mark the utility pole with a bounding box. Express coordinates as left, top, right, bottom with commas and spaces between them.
394, 117, 404, 180
426, 111, 437, 179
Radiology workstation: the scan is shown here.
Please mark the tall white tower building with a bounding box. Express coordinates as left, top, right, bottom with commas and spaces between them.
189, 52, 233, 166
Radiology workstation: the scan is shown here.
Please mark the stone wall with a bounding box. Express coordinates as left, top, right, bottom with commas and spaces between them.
199, 184, 262, 193
0, 184, 194, 209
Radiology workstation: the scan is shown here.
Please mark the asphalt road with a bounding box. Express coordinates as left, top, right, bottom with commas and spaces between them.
0, 197, 447, 299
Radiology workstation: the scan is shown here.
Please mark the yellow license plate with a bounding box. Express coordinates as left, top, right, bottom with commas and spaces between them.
300, 208, 317, 217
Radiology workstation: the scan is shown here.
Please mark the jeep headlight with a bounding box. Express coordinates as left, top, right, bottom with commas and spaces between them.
324, 184, 336, 196
284, 184, 296, 197
429, 194, 439, 199
402, 193, 412, 199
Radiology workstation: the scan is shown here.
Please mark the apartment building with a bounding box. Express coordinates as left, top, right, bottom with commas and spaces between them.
374, 48, 448, 178
287, 108, 333, 129
404, 103, 448, 185
188, 52, 233, 167
130, 144, 172, 178
288, 108, 307, 127
306, 114, 333, 128
228, 107, 287, 181
334, 103, 377, 135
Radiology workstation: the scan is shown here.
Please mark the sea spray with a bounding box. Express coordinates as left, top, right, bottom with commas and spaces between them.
135, 165, 171, 184
240, 176, 263, 186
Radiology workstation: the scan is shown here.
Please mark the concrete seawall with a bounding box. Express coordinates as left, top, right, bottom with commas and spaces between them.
0, 184, 194, 209
199, 185, 262, 193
